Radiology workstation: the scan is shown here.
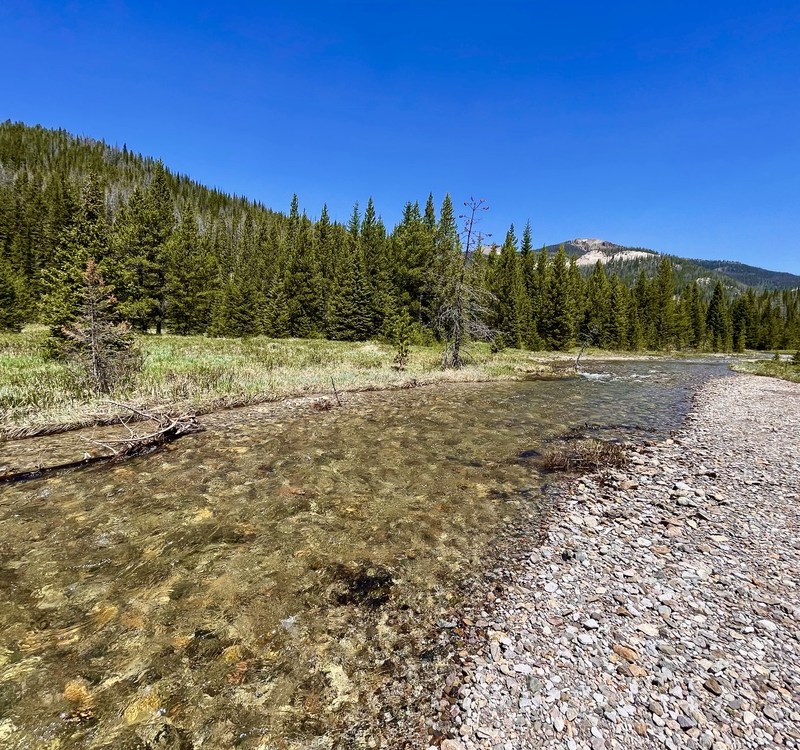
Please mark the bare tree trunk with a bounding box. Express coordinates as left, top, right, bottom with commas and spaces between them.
441, 197, 491, 369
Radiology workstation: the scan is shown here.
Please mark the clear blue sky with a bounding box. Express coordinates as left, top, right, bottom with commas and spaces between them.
2, 1, 799, 273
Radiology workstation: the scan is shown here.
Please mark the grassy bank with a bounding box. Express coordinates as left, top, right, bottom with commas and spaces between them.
0, 327, 567, 436
730, 357, 800, 383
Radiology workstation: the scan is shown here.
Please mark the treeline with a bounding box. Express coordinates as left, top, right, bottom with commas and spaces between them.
1, 121, 798, 352
477, 226, 799, 352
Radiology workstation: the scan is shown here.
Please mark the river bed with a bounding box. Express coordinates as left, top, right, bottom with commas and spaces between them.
0, 360, 729, 749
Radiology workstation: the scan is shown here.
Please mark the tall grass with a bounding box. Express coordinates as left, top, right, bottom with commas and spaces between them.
0, 329, 557, 434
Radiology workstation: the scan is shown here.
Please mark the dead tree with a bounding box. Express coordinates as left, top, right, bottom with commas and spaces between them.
0, 403, 202, 485
438, 197, 496, 369
575, 325, 600, 372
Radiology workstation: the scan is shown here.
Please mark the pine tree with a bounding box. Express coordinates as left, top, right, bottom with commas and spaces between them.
429, 194, 462, 340
531, 246, 550, 345
40, 173, 109, 342
361, 196, 390, 332
165, 207, 216, 334
422, 193, 437, 233
569, 257, 586, 342
706, 281, 733, 351
0, 259, 25, 331
678, 283, 702, 349
326, 249, 374, 341
628, 303, 645, 350
653, 257, 676, 349
62, 259, 142, 394
314, 204, 336, 325
633, 271, 656, 349
518, 222, 539, 348
112, 161, 175, 333
582, 261, 611, 347
742, 289, 760, 349
491, 225, 526, 348
757, 296, 781, 350
730, 296, 749, 353
283, 215, 324, 337
210, 275, 260, 337
542, 245, 575, 350
393, 201, 436, 327
606, 275, 629, 350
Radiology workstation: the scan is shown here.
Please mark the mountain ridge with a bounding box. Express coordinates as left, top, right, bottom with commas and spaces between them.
543, 238, 800, 291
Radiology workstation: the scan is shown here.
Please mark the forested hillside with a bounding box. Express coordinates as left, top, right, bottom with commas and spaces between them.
1, 120, 798, 352
690, 258, 800, 290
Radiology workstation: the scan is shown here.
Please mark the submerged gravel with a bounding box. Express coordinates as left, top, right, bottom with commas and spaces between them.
429, 374, 800, 750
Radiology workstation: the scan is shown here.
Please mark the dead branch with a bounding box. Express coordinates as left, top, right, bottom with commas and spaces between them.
82, 409, 203, 460
0, 405, 204, 484
104, 400, 162, 422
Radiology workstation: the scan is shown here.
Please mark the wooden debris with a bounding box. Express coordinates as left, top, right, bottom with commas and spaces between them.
81, 401, 203, 459
0, 402, 203, 484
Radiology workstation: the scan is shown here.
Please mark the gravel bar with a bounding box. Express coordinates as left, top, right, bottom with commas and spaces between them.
432, 373, 800, 750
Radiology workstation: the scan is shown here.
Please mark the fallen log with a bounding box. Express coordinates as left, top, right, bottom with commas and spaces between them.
0, 404, 203, 485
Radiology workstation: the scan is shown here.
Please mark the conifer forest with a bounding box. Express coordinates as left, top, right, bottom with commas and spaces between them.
1, 121, 798, 353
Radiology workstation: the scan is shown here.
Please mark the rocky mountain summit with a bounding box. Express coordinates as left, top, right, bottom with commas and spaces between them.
560, 240, 655, 268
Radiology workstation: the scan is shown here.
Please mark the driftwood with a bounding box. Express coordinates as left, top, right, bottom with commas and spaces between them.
80, 402, 203, 459
330, 377, 343, 407
0, 403, 203, 485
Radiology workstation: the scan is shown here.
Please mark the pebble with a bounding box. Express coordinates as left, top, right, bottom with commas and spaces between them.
703, 677, 723, 696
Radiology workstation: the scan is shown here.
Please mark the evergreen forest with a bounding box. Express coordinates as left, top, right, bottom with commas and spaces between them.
1, 121, 798, 353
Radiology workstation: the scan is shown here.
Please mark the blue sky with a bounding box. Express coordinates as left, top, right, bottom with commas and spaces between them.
2, 1, 799, 273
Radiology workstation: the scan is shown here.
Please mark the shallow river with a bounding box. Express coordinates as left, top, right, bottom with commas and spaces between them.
0, 360, 728, 748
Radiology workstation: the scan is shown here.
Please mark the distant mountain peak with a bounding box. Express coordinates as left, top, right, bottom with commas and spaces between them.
568, 238, 625, 251
542, 237, 800, 290
550, 238, 658, 267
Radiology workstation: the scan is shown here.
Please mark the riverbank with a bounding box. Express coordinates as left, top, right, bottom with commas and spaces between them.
0, 328, 726, 439
730, 357, 800, 383
427, 373, 800, 750
0, 330, 566, 438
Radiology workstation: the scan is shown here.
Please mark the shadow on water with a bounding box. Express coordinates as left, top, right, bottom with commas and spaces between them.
0, 360, 729, 748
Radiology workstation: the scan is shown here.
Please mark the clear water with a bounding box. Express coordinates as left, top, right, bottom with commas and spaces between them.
0, 360, 728, 748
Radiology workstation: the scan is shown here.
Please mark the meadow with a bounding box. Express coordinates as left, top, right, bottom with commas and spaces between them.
0, 327, 558, 435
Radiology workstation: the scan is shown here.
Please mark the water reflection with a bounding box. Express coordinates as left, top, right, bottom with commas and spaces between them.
0, 360, 727, 748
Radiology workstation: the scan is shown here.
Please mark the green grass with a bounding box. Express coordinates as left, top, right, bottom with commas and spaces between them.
0, 328, 560, 435
730, 358, 800, 384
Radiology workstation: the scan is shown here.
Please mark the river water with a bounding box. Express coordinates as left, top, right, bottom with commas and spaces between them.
0, 360, 728, 749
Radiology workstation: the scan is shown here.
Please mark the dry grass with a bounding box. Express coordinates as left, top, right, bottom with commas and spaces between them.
538, 439, 628, 473
0, 328, 561, 436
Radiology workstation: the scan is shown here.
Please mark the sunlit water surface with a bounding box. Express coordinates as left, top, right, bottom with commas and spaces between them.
0, 361, 728, 748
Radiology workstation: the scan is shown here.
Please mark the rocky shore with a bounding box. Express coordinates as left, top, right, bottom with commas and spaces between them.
430, 373, 800, 750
